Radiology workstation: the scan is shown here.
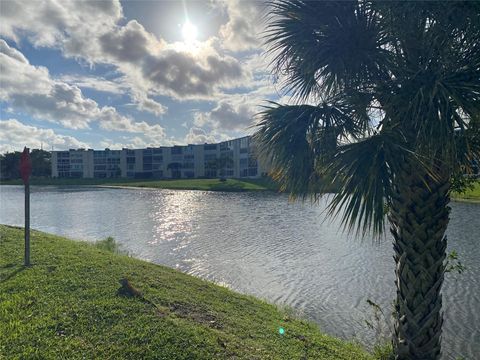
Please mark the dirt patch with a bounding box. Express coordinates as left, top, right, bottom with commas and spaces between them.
169, 302, 222, 329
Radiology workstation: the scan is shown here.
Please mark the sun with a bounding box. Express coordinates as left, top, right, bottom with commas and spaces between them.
182, 21, 198, 44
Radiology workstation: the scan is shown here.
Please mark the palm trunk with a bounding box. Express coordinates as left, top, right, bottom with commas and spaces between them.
389, 162, 450, 360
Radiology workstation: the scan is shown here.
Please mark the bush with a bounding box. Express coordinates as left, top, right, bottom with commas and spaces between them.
94, 236, 127, 255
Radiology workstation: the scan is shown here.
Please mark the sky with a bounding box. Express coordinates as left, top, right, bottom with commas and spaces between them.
0, 0, 283, 153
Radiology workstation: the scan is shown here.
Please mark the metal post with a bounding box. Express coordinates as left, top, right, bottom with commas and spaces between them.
25, 182, 30, 266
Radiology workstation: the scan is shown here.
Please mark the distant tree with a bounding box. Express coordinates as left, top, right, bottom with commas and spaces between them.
0, 152, 21, 179
255, 2, 480, 359
0, 149, 51, 180
30, 150, 51, 177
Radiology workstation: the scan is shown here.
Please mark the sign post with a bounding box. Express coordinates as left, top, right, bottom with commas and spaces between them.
20, 147, 32, 266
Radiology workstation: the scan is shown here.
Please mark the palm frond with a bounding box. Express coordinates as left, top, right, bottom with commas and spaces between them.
265, 0, 391, 100
253, 102, 365, 196
323, 131, 416, 236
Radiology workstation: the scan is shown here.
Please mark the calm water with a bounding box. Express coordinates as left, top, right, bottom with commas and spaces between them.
1, 185, 478, 359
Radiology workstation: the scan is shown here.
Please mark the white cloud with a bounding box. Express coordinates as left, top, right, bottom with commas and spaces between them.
218, 0, 265, 52
100, 134, 174, 150
0, 40, 104, 129
0, 40, 167, 139
0, 0, 122, 55
193, 96, 258, 132
129, 90, 168, 116
0, 119, 89, 153
185, 127, 217, 144
58, 74, 168, 116
57, 74, 128, 95
0, 2, 247, 101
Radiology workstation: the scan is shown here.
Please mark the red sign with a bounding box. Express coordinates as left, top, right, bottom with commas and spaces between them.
20, 147, 32, 184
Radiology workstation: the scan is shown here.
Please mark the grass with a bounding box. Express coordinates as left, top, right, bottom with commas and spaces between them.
0, 225, 373, 359
451, 181, 480, 202
0, 177, 279, 192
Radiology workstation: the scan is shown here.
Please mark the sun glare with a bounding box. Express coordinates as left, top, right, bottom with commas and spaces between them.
182, 21, 198, 43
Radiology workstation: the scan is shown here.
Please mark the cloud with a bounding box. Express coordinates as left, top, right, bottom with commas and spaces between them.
132, 94, 168, 117
185, 127, 217, 144
57, 74, 128, 95
0, 40, 98, 129
218, 0, 265, 52
0, 2, 247, 101
97, 109, 166, 141
0, 0, 122, 53
99, 134, 174, 150
58, 74, 168, 116
193, 96, 257, 132
0, 119, 89, 153
0, 40, 168, 139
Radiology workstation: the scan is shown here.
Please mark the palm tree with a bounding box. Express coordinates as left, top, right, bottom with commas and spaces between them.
255, 2, 479, 359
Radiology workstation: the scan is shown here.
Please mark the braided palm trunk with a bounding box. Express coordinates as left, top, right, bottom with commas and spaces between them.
389, 162, 450, 360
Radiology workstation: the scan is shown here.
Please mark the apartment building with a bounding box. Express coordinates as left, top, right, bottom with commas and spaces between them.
51, 136, 267, 179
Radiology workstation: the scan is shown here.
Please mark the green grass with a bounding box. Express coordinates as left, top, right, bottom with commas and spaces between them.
109, 178, 278, 192
452, 181, 480, 201
0, 177, 279, 192
0, 225, 373, 359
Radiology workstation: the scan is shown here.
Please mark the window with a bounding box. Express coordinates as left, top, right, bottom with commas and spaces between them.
143, 163, 152, 171
205, 154, 217, 161
183, 162, 194, 169
240, 148, 248, 154
171, 146, 183, 155
184, 171, 195, 178
143, 155, 153, 164
127, 157, 135, 164
184, 154, 194, 160
240, 137, 249, 148
204, 144, 216, 151
153, 148, 162, 154
240, 158, 248, 167
153, 155, 163, 162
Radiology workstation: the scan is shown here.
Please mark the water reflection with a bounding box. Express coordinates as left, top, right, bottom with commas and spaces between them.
0, 185, 478, 359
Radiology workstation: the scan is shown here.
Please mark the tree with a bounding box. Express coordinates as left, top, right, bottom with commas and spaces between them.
0, 149, 51, 179
255, 2, 479, 359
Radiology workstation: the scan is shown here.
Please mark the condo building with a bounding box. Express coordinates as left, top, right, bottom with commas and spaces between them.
51, 136, 266, 179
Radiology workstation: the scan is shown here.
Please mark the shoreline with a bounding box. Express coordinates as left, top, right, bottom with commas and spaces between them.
0, 225, 376, 359
0, 178, 279, 192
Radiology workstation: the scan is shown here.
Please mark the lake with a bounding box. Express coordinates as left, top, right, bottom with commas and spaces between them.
0, 185, 478, 359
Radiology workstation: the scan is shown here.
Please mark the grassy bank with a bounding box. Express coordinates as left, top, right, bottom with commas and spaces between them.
452, 181, 480, 202
0, 177, 279, 192
0, 225, 373, 359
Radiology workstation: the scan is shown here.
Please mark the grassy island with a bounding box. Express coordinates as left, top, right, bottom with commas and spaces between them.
0, 177, 279, 192
0, 225, 374, 359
